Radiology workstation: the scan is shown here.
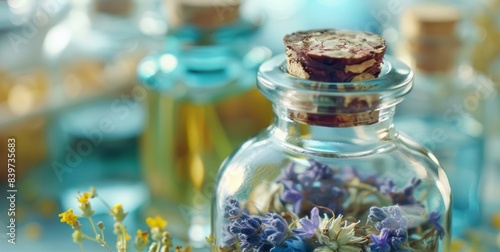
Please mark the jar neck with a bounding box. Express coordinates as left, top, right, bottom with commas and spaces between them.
270, 104, 398, 154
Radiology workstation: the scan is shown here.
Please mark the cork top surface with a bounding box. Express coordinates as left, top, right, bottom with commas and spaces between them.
284, 29, 387, 82
284, 29, 386, 64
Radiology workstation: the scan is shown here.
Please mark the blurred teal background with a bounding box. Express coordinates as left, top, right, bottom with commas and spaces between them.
0, 0, 498, 251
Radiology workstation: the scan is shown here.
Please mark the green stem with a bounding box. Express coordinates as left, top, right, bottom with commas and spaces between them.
79, 243, 84, 252
81, 232, 99, 242
155, 239, 161, 252
81, 232, 113, 251
100, 228, 106, 244
82, 219, 113, 252
119, 222, 128, 252
87, 217, 98, 237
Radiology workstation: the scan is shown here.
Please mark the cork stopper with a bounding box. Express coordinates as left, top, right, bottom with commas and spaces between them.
93, 0, 134, 16
401, 4, 460, 39
165, 0, 240, 30
284, 29, 386, 82
400, 4, 461, 72
283, 29, 387, 127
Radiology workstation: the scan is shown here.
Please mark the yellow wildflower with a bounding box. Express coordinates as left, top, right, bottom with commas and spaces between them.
77, 192, 91, 204
59, 209, 78, 227
133, 229, 149, 251
126, 233, 131, 241
78, 200, 94, 217
109, 204, 127, 222
146, 216, 168, 230
161, 231, 172, 247
137, 229, 149, 242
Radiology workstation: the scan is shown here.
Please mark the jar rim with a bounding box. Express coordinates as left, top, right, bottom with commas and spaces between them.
257, 54, 413, 97
257, 54, 414, 126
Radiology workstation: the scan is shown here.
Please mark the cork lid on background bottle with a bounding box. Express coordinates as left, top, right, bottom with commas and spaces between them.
400, 4, 462, 72
93, 0, 134, 16
165, 0, 240, 30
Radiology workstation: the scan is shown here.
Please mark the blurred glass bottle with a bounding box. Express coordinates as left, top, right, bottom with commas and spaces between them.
472, 0, 500, 85
137, 0, 273, 245
41, 0, 165, 229
471, 0, 500, 230
395, 3, 494, 237
42, 0, 164, 105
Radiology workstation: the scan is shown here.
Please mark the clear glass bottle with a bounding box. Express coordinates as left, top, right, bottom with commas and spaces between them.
395, 3, 492, 236
211, 54, 451, 251
137, 0, 273, 244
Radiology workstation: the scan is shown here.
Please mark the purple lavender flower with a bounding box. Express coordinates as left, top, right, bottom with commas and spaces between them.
368, 206, 409, 251
370, 228, 409, 252
380, 178, 422, 206
369, 229, 391, 252
282, 181, 303, 214
230, 214, 269, 251
428, 211, 445, 239
223, 197, 288, 251
279, 159, 347, 215
368, 206, 408, 231
292, 207, 320, 239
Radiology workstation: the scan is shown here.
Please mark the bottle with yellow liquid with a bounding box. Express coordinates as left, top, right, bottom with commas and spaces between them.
137, 0, 272, 245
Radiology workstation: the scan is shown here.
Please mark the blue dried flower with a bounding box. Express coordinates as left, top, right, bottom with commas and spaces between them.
224, 197, 289, 251
368, 206, 409, 251
262, 213, 288, 245
224, 197, 243, 218
229, 214, 262, 235
428, 211, 445, 239
380, 178, 422, 206
270, 236, 309, 252
230, 214, 268, 251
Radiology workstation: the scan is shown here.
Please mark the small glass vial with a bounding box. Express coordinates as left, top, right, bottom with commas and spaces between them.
395, 4, 493, 236
211, 30, 450, 251
137, 0, 273, 245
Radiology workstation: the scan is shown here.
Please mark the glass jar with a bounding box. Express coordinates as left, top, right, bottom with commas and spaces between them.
395, 3, 494, 237
211, 55, 451, 251
137, 1, 273, 244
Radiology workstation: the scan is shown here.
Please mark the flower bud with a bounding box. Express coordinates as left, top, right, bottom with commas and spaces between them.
97, 221, 104, 230
72, 230, 84, 244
